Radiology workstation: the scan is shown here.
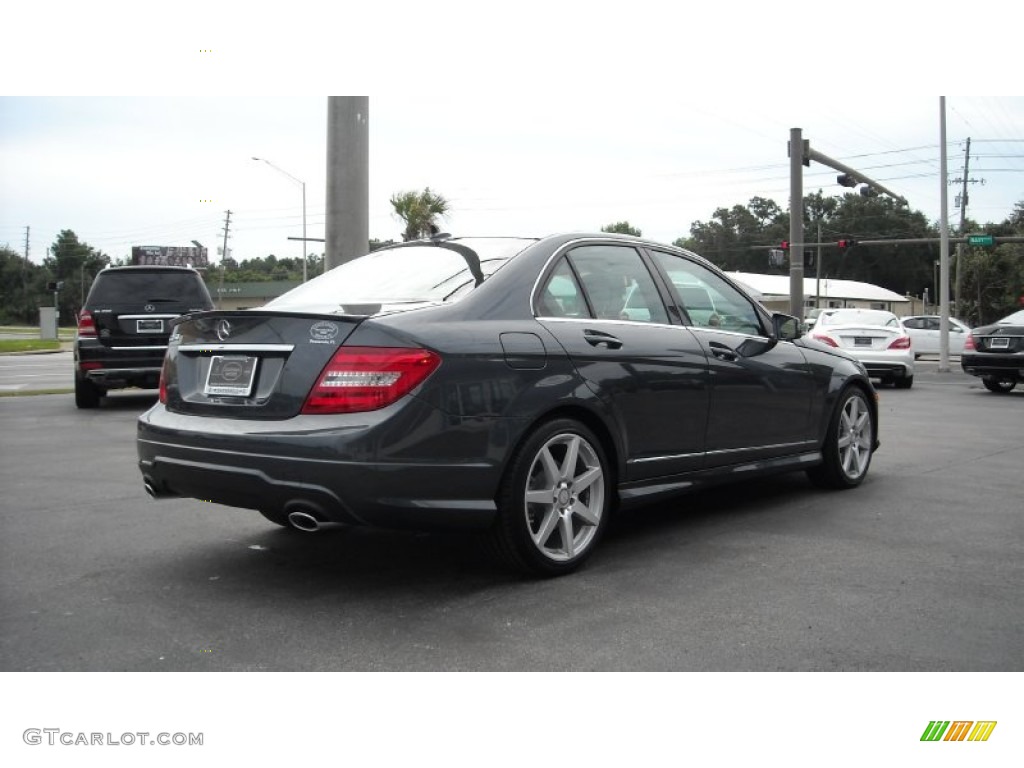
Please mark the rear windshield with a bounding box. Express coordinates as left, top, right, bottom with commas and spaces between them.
267, 238, 535, 310
818, 309, 900, 327
87, 270, 212, 306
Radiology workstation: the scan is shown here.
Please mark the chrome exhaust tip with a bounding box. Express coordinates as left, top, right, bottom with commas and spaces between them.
287, 509, 322, 532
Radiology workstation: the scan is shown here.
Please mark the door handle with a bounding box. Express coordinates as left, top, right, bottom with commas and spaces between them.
583, 330, 623, 350
709, 341, 737, 362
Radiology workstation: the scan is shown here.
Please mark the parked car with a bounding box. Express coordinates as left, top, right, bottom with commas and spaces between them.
75, 265, 215, 408
960, 308, 1024, 393
899, 315, 971, 357
810, 308, 915, 388
138, 233, 879, 576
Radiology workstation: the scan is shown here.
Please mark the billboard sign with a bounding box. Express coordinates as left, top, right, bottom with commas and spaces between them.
131, 245, 209, 267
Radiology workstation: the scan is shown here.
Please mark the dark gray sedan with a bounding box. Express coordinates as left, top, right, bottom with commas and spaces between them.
138, 233, 879, 575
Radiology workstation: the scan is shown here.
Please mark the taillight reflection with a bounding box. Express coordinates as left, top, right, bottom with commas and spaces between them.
301, 347, 441, 414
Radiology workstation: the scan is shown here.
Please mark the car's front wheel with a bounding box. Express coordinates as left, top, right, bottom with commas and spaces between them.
490, 419, 610, 577
807, 387, 874, 489
982, 376, 1016, 393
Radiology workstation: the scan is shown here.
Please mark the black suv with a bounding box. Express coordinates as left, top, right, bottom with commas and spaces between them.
74, 266, 215, 408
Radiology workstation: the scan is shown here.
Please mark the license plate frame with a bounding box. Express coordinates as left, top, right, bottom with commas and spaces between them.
854, 336, 873, 347
204, 355, 258, 397
989, 337, 1010, 349
136, 318, 164, 333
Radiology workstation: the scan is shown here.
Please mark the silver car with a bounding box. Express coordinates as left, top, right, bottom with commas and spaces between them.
811, 308, 915, 388
899, 315, 971, 357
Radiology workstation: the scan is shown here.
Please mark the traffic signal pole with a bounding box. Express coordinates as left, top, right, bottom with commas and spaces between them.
789, 129, 805, 317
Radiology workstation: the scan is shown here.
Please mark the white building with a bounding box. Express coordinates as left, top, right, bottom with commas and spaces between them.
729, 272, 913, 317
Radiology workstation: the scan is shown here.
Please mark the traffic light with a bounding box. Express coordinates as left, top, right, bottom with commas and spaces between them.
837, 239, 857, 250
837, 174, 858, 188
780, 240, 789, 251
860, 185, 879, 197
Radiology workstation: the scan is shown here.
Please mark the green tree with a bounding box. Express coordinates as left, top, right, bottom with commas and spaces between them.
0, 246, 48, 324
601, 221, 642, 236
390, 188, 450, 241
959, 200, 1024, 324
43, 230, 109, 322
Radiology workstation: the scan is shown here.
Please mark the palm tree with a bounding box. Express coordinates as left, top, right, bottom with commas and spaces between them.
390, 188, 450, 241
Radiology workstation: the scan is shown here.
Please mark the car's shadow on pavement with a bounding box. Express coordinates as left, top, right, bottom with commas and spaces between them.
142, 474, 827, 597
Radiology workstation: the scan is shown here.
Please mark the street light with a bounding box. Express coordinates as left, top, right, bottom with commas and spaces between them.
252, 157, 307, 282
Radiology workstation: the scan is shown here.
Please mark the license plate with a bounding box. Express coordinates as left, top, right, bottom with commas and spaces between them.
204, 355, 258, 396
854, 336, 873, 347
989, 337, 1010, 349
137, 318, 164, 333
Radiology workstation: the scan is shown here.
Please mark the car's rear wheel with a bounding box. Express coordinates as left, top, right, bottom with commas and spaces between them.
74, 376, 101, 409
490, 419, 610, 577
982, 376, 1016, 393
894, 375, 914, 389
807, 387, 874, 489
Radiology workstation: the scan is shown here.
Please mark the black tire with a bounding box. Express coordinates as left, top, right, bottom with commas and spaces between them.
894, 375, 914, 390
74, 376, 101, 409
982, 377, 1016, 394
258, 508, 292, 527
807, 387, 874, 489
489, 418, 611, 577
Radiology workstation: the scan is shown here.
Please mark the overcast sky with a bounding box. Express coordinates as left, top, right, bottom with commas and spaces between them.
3, 3, 1021, 268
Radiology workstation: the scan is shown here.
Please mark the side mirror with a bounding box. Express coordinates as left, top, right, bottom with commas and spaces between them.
772, 313, 801, 341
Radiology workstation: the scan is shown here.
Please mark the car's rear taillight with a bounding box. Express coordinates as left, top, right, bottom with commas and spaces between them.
964, 333, 976, 351
77, 310, 97, 338
812, 333, 839, 348
158, 357, 169, 404
888, 335, 911, 350
301, 346, 441, 414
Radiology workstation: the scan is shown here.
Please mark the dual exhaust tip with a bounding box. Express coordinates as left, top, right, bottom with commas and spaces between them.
143, 478, 325, 533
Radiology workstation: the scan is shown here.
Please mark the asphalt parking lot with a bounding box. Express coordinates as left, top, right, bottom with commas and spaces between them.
0, 362, 1021, 671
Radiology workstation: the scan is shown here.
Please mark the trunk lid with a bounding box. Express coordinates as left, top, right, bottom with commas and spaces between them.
163, 311, 365, 419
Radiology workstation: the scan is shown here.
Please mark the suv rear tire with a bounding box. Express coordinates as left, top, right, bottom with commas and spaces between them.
74, 376, 102, 409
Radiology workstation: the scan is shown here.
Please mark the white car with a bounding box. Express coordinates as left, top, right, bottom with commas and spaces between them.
899, 315, 971, 357
811, 308, 915, 388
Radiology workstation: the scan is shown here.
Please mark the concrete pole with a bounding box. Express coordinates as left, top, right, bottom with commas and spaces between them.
938, 97, 951, 373
325, 97, 369, 271
789, 128, 804, 317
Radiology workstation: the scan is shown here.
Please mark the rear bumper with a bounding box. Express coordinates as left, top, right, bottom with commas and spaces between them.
136, 401, 506, 532
75, 339, 167, 390
960, 353, 1024, 381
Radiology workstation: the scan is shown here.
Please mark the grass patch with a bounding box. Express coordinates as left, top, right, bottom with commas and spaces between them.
0, 339, 62, 353
0, 388, 74, 398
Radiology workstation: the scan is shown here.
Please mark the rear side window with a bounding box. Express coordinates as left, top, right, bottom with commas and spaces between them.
566, 245, 669, 324
87, 271, 212, 306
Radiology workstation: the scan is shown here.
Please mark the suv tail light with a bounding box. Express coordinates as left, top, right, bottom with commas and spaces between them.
812, 333, 839, 348
77, 310, 97, 338
888, 335, 911, 350
301, 347, 441, 414
964, 333, 977, 351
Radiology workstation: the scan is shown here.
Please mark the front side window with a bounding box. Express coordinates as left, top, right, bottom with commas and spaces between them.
650, 251, 764, 334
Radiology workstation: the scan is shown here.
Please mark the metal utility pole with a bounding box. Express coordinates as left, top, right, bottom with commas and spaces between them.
219, 210, 232, 309
953, 137, 974, 318
325, 96, 369, 271
938, 98, 951, 372
789, 128, 805, 317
